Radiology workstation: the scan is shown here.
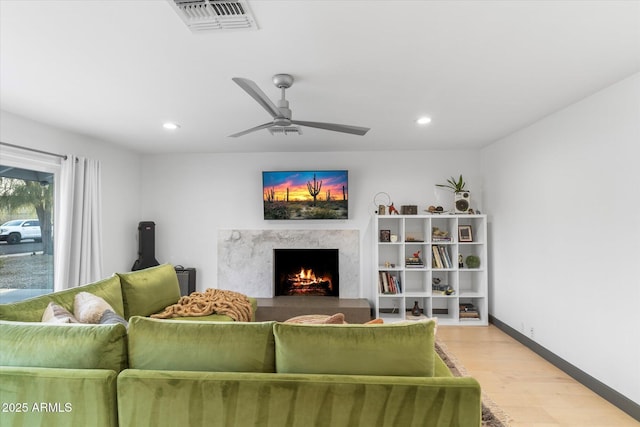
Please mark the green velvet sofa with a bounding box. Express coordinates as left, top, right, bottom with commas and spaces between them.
0, 264, 257, 427
0, 265, 481, 427
116, 317, 481, 427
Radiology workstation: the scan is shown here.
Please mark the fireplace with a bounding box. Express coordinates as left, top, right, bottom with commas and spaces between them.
274, 249, 339, 297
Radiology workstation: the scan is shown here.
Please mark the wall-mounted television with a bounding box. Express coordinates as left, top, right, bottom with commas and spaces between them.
262, 170, 348, 220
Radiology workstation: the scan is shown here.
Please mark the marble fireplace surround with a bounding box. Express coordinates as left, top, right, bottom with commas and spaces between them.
218, 229, 360, 298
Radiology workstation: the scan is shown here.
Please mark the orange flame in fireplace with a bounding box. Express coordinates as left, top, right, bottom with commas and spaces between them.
298, 268, 316, 281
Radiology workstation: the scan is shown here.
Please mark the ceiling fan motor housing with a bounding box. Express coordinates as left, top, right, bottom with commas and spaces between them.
273, 74, 294, 88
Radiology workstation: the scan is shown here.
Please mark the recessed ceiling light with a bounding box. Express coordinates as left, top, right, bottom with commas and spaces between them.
416, 116, 432, 125
163, 122, 180, 130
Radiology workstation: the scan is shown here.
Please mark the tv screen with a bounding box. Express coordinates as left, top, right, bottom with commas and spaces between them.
262, 170, 348, 220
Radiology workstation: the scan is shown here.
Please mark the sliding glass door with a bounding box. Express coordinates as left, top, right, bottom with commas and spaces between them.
0, 165, 55, 303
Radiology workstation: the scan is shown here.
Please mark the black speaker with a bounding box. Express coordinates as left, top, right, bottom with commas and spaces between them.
131, 221, 160, 271
174, 267, 196, 296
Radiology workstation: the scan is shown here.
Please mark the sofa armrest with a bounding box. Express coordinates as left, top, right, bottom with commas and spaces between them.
0, 366, 118, 427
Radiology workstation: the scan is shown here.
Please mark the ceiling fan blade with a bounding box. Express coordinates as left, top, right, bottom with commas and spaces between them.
290, 120, 370, 136
228, 122, 274, 138
232, 77, 281, 118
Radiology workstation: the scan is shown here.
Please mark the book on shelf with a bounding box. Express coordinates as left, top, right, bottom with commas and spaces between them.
432, 245, 452, 269
378, 271, 401, 294
432, 245, 443, 269
459, 303, 480, 319
405, 256, 424, 268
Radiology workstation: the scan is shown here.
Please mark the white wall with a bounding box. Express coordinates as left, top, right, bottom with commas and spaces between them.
481, 73, 640, 404
139, 150, 482, 302
0, 110, 142, 275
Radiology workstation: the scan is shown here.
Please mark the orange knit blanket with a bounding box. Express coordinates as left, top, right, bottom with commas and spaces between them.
150, 288, 252, 322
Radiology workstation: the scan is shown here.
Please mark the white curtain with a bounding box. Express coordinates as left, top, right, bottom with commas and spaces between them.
55, 155, 103, 290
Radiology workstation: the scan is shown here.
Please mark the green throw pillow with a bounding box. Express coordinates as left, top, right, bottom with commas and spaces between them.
117, 264, 181, 318
274, 320, 436, 377
0, 321, 128, 372
127, 316, 276, 373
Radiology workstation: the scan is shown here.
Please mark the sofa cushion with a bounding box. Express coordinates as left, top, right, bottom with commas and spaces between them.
274, 320, 436, 377
128, 316, 275, 373
0, 321, 128, 372
117, 264, 181, 318
0, 275, 124, 322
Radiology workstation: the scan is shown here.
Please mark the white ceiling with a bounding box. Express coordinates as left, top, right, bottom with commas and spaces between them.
1, 1, 639, 154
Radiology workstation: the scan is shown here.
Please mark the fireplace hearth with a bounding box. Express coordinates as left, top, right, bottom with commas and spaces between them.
274, 249, 339, 297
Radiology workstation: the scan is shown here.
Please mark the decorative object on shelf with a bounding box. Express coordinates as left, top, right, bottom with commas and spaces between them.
390, 234, 398, 243
436, 175, 472, 214
401, 205, 417, 215
458, 254, 463, 268
432, 227, 451, 242
465, 255, 480, 269
379, 230, 391, 242
406, 251, 424, 268
387, 203, 400, 215
411, 301, 422, 316
454, 191, 471, 214
427, 205, 444, 213
436, 175, 467, 192
373, 192, 391, 215
405, 234, 423, 242
458, 225, 473, 242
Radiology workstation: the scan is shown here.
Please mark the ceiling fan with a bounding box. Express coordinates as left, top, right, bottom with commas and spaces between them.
229, 74, 370, 137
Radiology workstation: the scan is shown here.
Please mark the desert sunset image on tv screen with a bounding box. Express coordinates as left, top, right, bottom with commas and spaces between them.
262, 170, 348, 220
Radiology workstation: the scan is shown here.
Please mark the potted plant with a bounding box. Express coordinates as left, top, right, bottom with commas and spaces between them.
436, 175, 471, 213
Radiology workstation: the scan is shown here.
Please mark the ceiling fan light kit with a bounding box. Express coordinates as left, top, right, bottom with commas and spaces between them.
269, 126, 302, 136
229, 74, 370, 138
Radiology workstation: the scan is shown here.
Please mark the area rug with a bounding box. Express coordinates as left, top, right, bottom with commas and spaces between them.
435, 339, 512, 427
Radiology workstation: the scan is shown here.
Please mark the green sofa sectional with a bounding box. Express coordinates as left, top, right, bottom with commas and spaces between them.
117, 318, 481, 427
0, 265, 481, 426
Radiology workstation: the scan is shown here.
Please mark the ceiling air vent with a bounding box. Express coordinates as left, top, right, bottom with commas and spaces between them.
168, 0, 258, 32
269, 127, 302, 136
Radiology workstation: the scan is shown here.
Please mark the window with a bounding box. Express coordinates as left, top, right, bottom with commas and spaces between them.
0, 152, 60, 303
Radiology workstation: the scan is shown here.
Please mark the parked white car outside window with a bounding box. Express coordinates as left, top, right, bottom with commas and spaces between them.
0, 219, 42, 244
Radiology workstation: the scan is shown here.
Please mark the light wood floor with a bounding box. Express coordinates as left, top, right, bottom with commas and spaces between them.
437, 325, 639, 427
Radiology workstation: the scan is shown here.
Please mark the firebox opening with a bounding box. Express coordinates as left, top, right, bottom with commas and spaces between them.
274, 249, 339, 297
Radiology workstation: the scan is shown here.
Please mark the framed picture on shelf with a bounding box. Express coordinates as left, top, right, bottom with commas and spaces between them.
458, 225, 473, 242
379, 229, 391, 242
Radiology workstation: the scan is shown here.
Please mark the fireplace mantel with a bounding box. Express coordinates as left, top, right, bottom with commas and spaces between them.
218, 229, 360, 298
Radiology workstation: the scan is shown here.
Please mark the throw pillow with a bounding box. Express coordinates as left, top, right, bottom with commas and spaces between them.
99, 309, 129, 328
74, 292, 114, 323
41, 302, 78, 323
117, 264, 181, 318
284, 313, 346, 324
